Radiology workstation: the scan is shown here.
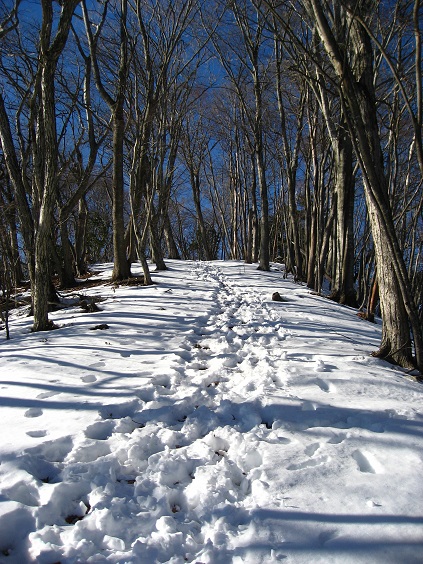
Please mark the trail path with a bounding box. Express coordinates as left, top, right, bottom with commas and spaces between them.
0, 261, 422, 563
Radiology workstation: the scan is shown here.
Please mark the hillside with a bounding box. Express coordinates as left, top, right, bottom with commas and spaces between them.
0, 260, 422, 563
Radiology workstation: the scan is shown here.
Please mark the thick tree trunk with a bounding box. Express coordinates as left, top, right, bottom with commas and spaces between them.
32, 71, 56, 330
32, 1, 79, 330
32, 205, 55, 330
367, 208, 413, 366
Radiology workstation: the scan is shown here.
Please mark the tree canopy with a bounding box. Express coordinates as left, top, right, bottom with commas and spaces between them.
0, 0, 422, 371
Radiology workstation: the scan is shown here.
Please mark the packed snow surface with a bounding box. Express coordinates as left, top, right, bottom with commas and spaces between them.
0, 260, 422, 564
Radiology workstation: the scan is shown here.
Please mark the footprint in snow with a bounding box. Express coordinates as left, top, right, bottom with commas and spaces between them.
153, 374, 173, 391
89, 361, 106, 368
315, 378, 336, 393
223, 355, 240, 368
287, 455, 329, 471
352, 449, 384, 474
26, 435, 73, 463
36, 391, 59, 399
305, 442, 321, 457
189, 361, 209, 371
25, 408, 43, 418
327, 432, 348, 444
98, 399, 140, 420
81, 374, 97, 383
177, 349, 192, 362
26, 430, 47, 438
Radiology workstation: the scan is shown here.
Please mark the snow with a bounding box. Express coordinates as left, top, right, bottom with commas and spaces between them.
0, 260, 422, 564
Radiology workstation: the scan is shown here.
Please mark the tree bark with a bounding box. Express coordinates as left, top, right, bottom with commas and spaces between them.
59, 220, 76, 288
254, 67, 270, 271
163, 212, 180, 259
111, 104, 131, 281
31, 1, 79, 330
330, 124, 357, 306
75, 197, 89, 276
82, 0, 131, 282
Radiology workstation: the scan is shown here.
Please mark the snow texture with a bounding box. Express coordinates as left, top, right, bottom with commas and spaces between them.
0, 260, 422, 563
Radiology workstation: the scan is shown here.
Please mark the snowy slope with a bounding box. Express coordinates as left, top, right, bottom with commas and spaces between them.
0, 260, 422, 564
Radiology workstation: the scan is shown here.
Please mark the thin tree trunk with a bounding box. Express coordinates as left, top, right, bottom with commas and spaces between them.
275, 37, 304, 278
59, 220, 76, 288
75, 197, 89, 276
330, 126, 357, 306
254, 90, 270, 271
111, 105, 131, 281
163, 213, 180, 259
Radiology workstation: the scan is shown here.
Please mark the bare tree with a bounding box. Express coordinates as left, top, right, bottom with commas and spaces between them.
81, 0, 131, 282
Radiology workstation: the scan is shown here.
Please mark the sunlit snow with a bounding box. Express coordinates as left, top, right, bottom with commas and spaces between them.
0, 260, 422, 563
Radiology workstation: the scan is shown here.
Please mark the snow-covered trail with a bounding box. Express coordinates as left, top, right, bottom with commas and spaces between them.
0, 261, 422, 563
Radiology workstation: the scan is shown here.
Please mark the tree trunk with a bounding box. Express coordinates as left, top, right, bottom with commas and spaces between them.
307, 205, 318, 289
163, 213, 180, 259
75, 197, 89, 276
274, 40, 304, 279
0, 95, 35, 284
1, 189, 23, 285
59, 219, 76, 288
32, 0, 80, 331
111, 105, 131, 281
330, 126, 357, 307
191, 169, 212, 260
254, 76, 270, 271
149, 214, 167, 271
82, 0, 131, 282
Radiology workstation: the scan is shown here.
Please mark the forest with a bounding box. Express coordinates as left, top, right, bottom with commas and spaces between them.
0, 0, 422, 372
